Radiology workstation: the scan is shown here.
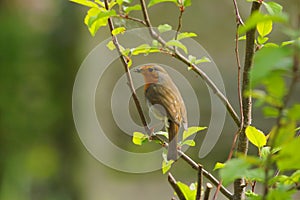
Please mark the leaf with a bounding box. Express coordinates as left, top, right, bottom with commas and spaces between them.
165, 40, 188, 54
263, 106, 279, 118
106, 40, 116, 50
271, 122, 296, 148
70, 0, 99, 8
287, 104, 300, 120
276, 137, 300, 171
250, 46, 292, 87
148, 0, 178, 7
257, 36, 269, 45
266, 187, 295, 200
182, 0, 191, 7
132, 132, 148, 145
220, 158, 251, 186
213, 162, 225, 171
245, 126, 266, 148
238, 35, 246, 41
162, 153, 174, 174
124, 4, 141, 14
257, 20, 273, 37
131, 44, 160, 56
177, 182, 197, 200
263, 1, 283, 15
182, 126, 207, 141
238, 11, 287, 35
177, 32, 197, 40
194, 56, 211, 64
154, 131, 168, 138
181, 140, 195, 147
112, 27, 126, 36
158, 24, 172, 33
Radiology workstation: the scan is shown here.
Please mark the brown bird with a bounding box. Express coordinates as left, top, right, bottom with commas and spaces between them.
135, 64, 188, 160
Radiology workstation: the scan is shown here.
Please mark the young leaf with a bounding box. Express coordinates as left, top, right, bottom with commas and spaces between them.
148, 0, 178, 8
112, 27, 126, 36
182, 0, 191, 7
181, 139, 195, 147
154, 131, 168, 138
177, 181, 197, 200
158, 24, 172, 33
106, 40, 116, 50
195, 56, 211, 64
257, 36, 269, 45
257, 20, 273, 37
182, 126, 207, 141
263, 1, 283, 15
162, 153, 174, 174
132, 131, 148, 145
70, 0, 99, 8
177, 32, 197, 40
213, 162, 225, 171
165, 40, 188, 54
245, 126, 266, 148
124, 4, 142, 14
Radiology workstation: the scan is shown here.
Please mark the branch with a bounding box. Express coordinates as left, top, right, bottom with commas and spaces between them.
203, 183, 213, 200
139, 0, 240, 126
168, 173, 186, 200
104, 0, 151, 135
233, 2, 261, 200
196, 164, 203, 200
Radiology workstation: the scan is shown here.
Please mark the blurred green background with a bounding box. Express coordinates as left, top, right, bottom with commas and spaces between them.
0, 0, 299, 200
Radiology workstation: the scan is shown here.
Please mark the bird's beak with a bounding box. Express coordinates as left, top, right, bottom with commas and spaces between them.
133, 67, 141, 73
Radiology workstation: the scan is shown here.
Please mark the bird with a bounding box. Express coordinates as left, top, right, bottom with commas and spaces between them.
134, 64, 188, 160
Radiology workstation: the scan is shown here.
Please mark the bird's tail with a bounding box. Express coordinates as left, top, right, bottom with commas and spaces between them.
167, 121, 178, 161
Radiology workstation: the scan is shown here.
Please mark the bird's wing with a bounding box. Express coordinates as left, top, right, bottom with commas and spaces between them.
145, 84, 183, 126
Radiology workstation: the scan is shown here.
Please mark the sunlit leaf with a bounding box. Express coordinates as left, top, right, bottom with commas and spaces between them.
177, 181, 197, 200
132, 131, 148, 145
246, 126, 266, 148
257, 36, 269, 45
162, 153, 174, 174
213, 162, 225, 171
263, 1, 283, 15
158, 24, 172, 33
181, 139, 195, 147
112, 27, 126, 35
257, 20, 273, 37
165, 39, 188, 54
263, 106, 279, 118
106, 40, 116, 50
177, 32, 197, 40
182, 0, 191, 7
182, 126, 206, 141
195, 56, 210, 64
287, 104, 300, 120
154, 131, 168, 138
148, 0, 178, 7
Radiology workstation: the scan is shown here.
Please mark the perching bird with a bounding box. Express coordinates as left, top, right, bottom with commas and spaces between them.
134, 64, 188, 160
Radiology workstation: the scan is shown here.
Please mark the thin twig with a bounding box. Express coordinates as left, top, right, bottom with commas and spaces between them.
104, 0, 151, 135
196, 164, 203, 200
175, 6, 184, 41
117, 14, 147, 26
232, 0, 244, 25
139, 0, 240, 126
168, 173, 186, 200
204, 183, 213, 200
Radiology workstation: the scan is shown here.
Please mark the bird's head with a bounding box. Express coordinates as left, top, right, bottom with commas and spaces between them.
134, 64, 168, 84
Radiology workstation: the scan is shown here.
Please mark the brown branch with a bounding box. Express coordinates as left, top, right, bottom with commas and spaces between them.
139, 0, 240, 126
233, 2, 261, 200
203, 183, 213, 200
168, 173, 186, 200
117, 14, 147, 26
196, 164, 203, 200
104, 0, 151, 135
232, 0, 244, 25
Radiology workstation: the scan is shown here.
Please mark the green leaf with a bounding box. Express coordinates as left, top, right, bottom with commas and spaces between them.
262, 72, 286, 100
158, 24, 172, 33
245, 126, 266, 148
177, 32, 197, 40
266, 187, 295, 200
182, 0, 191, 7
70, 0, 99, 8
181, 139, 195, 147
177, 182, 197, 200
194, 56, 210, 64
165, 40, 188, 54
257, 36, 269, 45
220, 158, 251, 186
263, 106, 279, 118
112, 27, 126, 36
132, 132, 148, 145
213, 162, 225, 171
95, 0, 105, 7
162, 154, 174, 174
154, 131, 168, 138
238, 11, 287, 35
287, 104, 300, 120
250, 46, 292, 87
260, 146, 271, 160
257, 20, 273, 37
182, 126, 207, 141
148, 0, 178, 7
131, 44, 160, 56
245, 168, 265, 182
272, 122, 296, 148
245, 190, 261, 200
276, 137, 300, 171
124, 4, 141, 14
106, 40, 116, 50
238, 35, 246, 41
263, 2, 283, 15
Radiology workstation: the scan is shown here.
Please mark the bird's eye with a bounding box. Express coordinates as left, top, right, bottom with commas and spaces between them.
148, 68, 154, 72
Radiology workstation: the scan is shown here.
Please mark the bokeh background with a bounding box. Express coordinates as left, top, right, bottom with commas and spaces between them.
0, 0, 299, 199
